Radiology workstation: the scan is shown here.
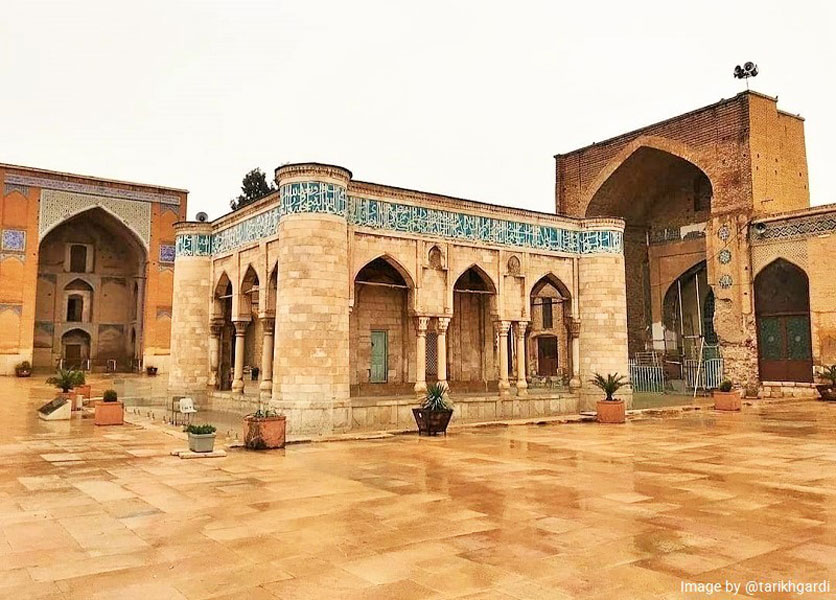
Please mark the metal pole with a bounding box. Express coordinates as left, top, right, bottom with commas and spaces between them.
695, 270, 703, 338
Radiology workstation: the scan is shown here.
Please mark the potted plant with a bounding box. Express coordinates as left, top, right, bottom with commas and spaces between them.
244, 405, 286, 449
815, 365, 836, 401
590, 372, 628, 424
412, 382, 453, 436
713, 379, 741, 411
14, 361, 31, 377
146, 365, 158, 376
94, 389, 124, 426
186, 424, 217, 453
46, 368, 85, 410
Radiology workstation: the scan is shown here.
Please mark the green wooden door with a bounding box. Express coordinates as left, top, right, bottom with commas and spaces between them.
370, 330, 388, 383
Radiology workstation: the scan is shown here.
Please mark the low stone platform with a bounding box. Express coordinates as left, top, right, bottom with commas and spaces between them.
170, 449, 227, 459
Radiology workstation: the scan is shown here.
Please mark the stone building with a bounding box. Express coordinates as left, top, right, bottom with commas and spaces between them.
0, 164, 187, 374
169, 163, 629, 435
556, 90, 836, 397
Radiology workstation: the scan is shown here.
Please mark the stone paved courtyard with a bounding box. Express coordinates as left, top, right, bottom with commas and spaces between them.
2, 378, 836, 599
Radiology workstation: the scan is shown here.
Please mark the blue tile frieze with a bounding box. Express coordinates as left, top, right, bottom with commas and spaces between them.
176, 181, 624, 258
175, 233, 212, 257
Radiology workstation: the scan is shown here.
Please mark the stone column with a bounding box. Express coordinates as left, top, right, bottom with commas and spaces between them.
514, 321, 528, 396
497, 320, 511, 397
436, 317, 450, 387
568, 318, 581, 390
168, 222, 212, 396
259, 317, 274, 398
231, 320, 248, 393
414, 316, 429, 397
208, 318, 224, 387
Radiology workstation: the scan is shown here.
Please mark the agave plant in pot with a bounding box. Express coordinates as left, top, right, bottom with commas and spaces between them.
713, 379, 741, 411
94, 389, 124, 426
413, 382, 453, 436
186, 424, 217, 453
243, 404, 286, 449
815, 365, 836, 401
590, 372, 628, 424
46, 368, 85, 411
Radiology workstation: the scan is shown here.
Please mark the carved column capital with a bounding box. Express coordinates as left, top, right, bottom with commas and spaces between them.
260, 317, 275, 335
210, 318, 225, 337
514, 321, 529, 338
495, 320, 511, 336
232, 320, 249, 336
416, 316, 430, 335
565, 317, 581, 338
436, 317, 450, 333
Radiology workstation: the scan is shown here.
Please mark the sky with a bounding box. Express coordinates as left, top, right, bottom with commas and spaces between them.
1, 0, 834, 219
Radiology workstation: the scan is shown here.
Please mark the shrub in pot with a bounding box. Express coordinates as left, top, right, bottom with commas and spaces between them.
591, 372, 628, 424
816, 365, 836, 401
15, 361, 31, 377
46, 368, 85, 410
413, 382, 453, 436
187, 424, 217, 453
244, 405, 286, 449
95, 389, 124, 426
713, 379, 741, 411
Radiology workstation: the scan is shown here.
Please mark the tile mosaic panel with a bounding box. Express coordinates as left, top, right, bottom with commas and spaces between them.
753, 213, 836, 241
5, 173, 180, 204
39, 189, 151, 248
1, 229, 26, 251
159, 244, 176, 263
175, 233, 212, 257
179, 180, 624, 258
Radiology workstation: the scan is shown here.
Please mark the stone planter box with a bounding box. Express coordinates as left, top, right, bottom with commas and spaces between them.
94, 401, 124, 426
596, 399, 625, 423
244, 415, 286, 449
188, 432, 216, 453
713, 390, 742, 411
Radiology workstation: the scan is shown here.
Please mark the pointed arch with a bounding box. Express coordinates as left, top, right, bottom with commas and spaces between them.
353, 254, 415, 290
214, 271, 233, 298
528, 272, 571, 301
39, 205, 149, 252
64, 277, 94, 292
582, 135, 714, 209
453, 263, 497, 294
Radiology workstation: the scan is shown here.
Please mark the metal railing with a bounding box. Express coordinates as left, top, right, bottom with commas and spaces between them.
629, 360, 665, 393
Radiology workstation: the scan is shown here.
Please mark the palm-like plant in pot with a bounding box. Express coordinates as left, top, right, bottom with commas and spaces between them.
46, 368, 85, 410
413, 382, 453, 436
590, 372, 628, 423
816, 365, 836, 401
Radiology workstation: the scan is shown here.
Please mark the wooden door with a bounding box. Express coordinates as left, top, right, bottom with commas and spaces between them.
755, 259, 813, 383
370, 330, 388, 383
537, 336, 558, 376
64, 344, 82, 370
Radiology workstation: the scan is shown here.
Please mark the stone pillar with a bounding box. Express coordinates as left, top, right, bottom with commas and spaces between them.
568, 318, 581, 390
208, 318, 223, 387
578, 222, 630, 410
497, 320, 511, 397
168, 222, 213, 396
259, 317, 274, 398
272, 164, 352, 436
414, 316, 429, 397
514, 321, 528, 396
436, 317, 449, 387
231, 320, 248, 393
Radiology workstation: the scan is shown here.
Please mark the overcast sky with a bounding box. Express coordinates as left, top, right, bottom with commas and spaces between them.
2, 1, 833, 219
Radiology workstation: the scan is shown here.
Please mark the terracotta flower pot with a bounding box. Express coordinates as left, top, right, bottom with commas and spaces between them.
94, 401, 124, 426
75, 385, 92, 401
244, 415, 286, 449
596, 399, 625, 424
713, 390, 742, 411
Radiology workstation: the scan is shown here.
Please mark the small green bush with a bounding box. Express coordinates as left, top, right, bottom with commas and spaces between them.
102, 389, 118, 402
46, 368, 85, 392
15, 361, 31, 370
718, 380, 733, 393
186, 424, 216, 435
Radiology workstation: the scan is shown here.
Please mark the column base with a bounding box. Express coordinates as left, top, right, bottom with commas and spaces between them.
498, 381, 511, 398
231, 380, 244, 393
516, 383, 528, 397
259, 380, 272, 392
569, 377, 582, 390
